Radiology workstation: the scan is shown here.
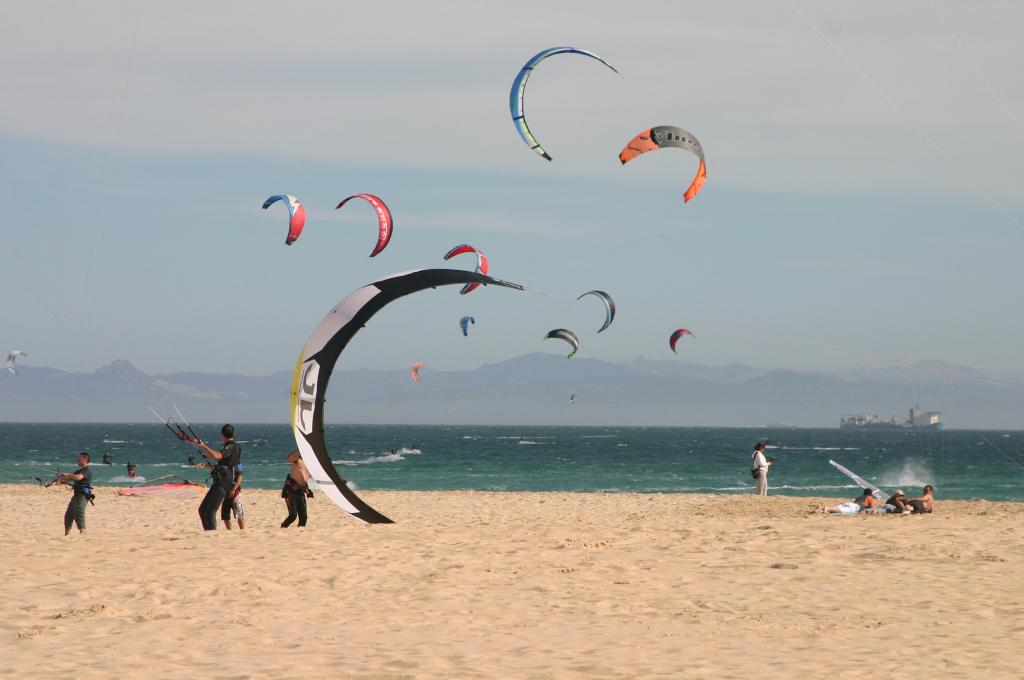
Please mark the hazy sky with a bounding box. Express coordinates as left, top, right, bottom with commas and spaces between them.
2, 0, 1022, 378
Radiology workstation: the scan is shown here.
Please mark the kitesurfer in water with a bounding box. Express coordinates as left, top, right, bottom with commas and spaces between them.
221, 463, 245, 530
126, 460, 137, 478
188, 424, 241, 531
281, 449, 311, 528
57, 452, 93, 535
102, 451, 112, 465
751, 442, 773, 496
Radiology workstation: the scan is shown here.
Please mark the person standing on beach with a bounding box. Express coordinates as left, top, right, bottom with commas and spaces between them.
188, 424, 241, 531
751, 442, 772, 496
221, 463, 245, 530
57, 451, 93, 535
281, 449, 312, 528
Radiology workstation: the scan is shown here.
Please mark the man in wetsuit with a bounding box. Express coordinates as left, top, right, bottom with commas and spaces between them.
221, 463, 245, 530
57, 452, 93, 535
188, 424, 241, 531
281, 449, 311, 528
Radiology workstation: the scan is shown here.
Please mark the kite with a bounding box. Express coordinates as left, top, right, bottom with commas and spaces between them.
335, 194, 393, 257
829, 460, 890, 502
443, 244, 489, 295
6, 350, 27, 375
262, 195, 307, 245
290, 269, 525, 523
669, 328, 694, 354
577, 290, 615, 333
510, 47, 618, 161
544, 329, 579, 358
411, 362, 425, 384
460, 316, 475, 337
619, 126, 707, 203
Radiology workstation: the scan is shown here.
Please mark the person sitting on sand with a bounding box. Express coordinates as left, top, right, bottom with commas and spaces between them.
281, 449, 312, 528
885, 490, 909, 513
904, 485, 935, 514
815, 489, 877, 515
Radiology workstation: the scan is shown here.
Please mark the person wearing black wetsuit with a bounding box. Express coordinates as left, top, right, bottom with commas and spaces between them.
58, 452, 93, 535
189, 424, 241, 531
102, 451, 112, 465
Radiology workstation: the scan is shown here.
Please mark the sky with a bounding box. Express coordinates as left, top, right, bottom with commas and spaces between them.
2, 0, 1023, 380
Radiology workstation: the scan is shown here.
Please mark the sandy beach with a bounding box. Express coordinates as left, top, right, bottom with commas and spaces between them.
2, 484, 1023, 679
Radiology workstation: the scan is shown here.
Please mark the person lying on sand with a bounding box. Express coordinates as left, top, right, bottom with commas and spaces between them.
814, 489, 877, 514
904, 485, 935, 514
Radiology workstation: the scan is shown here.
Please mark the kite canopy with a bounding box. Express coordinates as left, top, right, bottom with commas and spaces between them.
335, 194, 393, 258
619, 126, 707, 203
577, 290, 615, 333
263, 195, 307, 245
411, 362, 426, 384
291, 269, 525, 524
544, 328, 580, 358
443, 244, 489, 295
829, 460, 890, 502
510, 47, 618, 161
669, 328, 694, 354
460, 316, 475, 337
118, 480, 205, 498
6, 350, 27, 375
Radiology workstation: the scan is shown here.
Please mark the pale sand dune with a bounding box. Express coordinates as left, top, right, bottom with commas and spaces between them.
3, 484, 1024, 679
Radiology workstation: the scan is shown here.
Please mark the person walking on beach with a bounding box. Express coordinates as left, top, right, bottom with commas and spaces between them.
57, 451, 93, 535
751, 442, 772, 496
281, 449, 312, 528
221, 462, 245, 530
188, 424, 242, 531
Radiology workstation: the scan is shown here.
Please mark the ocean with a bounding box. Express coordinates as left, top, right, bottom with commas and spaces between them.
1, 423, 1022, 501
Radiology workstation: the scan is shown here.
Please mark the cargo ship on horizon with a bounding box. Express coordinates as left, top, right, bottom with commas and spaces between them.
840, 406, 942, 431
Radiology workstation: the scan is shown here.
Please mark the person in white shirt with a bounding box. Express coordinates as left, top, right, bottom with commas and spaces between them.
751, 442, 772, 496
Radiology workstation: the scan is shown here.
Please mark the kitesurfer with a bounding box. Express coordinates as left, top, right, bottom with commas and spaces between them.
127, 460, 137, 478
281, 449, 311, 528
57, 452, 93, 535
188, 425, 242, 531
221, 463, 245, 530
102, 451, 112, 465
751, 442, 773, 496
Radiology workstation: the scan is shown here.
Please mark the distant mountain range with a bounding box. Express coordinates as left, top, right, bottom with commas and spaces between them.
2, 354, 1023, 428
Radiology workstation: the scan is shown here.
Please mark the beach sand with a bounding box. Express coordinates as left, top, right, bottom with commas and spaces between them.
2, 484, 1023, 679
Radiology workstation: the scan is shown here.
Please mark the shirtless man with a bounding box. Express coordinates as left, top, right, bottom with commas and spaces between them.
281, 449, 312, 528
905, 485, 935, 514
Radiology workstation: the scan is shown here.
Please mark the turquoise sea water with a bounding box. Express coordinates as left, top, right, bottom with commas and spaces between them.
1, 423, 1022, 501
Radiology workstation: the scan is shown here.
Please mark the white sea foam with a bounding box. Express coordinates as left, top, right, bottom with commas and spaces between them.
110, 475, 145, 483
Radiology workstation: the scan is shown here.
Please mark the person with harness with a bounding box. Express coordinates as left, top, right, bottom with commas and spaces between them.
57, 451, 94, 535
281, 448, 312, 528
188, 424, 241, 531
751, 442, 773, 496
